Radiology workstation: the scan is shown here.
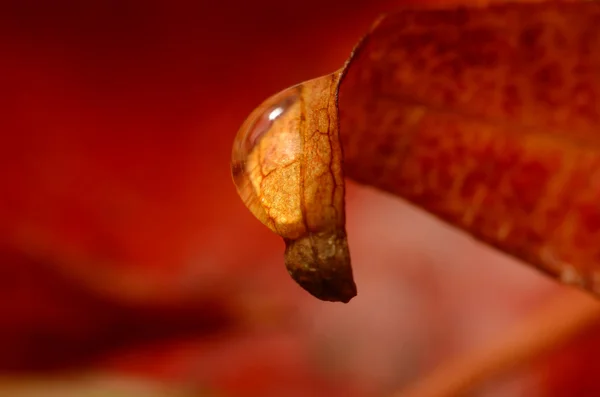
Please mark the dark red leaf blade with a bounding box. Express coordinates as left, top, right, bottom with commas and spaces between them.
338, 2, 600, 294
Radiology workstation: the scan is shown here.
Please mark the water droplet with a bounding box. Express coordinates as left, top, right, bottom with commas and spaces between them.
231, 85, 306, 239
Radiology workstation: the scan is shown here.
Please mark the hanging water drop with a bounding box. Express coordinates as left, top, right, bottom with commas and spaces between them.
231, 86, 305, 239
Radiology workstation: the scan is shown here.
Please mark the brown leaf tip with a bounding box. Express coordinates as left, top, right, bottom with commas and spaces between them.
284, 231, 357, 303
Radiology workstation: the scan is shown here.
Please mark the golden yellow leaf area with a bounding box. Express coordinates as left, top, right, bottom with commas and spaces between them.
231, 72, 356, 303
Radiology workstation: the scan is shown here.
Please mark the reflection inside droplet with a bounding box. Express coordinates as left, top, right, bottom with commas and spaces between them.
268, 106, 284, 121
231, 85, 306, 239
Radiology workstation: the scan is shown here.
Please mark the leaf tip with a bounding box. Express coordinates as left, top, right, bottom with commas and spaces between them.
284, 232, 357, 303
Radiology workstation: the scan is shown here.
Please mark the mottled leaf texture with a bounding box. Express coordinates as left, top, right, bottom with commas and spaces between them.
338, 2, 600, 295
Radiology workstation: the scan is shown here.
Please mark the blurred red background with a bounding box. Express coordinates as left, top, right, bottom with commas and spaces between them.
2, 1, 600, 396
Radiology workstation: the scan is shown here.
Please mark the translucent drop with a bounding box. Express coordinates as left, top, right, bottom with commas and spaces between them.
231, 85, 307, 239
